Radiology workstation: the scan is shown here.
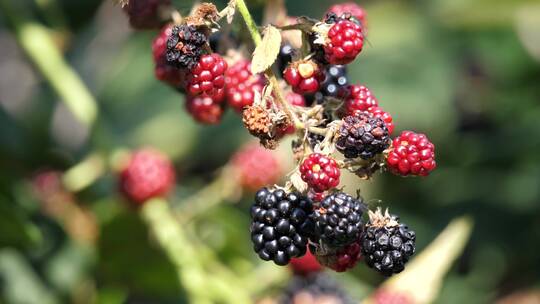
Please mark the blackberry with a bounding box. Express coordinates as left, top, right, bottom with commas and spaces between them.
361, 208, 416, 276
123, 0, 170, 30
336, 113, 391, 159
278, 44, 295, 76
280, 273, 354, 304
313, 192, 366, 247
166, 25, 208, 70
250, 188, 314, 266
311, 65, 348, 104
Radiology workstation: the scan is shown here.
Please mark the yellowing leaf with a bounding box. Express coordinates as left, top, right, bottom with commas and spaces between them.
251, 25, 281, 74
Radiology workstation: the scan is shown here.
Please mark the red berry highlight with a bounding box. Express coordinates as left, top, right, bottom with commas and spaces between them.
341, 84, 378, 113
289, 248, 323, 276
185, 95, 225, 125
300, 153, 340, 193
231, 143, 282, 191
283, 61, 325, 94
386, 131, 436, 176
225, 60, 265, 112
324, 20, 364, 64
186, 54, 228, 101
119, 149, 176, 205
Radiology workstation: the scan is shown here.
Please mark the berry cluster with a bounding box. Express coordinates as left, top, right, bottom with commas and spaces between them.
121, 0, 438, 277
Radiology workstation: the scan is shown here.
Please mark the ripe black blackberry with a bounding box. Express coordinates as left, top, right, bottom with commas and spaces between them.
336, 112, 391, 159
361, 208, 416, 276
313, 192, 366, 248
280, 273, 354, 304
278, 44, 295, 76
250, 188, 315, 266
166, 25, 208, 70
311, 65, 349, 104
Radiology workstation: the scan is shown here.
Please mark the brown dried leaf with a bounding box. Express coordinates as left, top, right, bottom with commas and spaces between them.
251, 25, 282, 74
220, 0, 237, 24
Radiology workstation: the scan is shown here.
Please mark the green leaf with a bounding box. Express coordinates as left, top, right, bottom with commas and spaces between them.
251, 25, 282, 74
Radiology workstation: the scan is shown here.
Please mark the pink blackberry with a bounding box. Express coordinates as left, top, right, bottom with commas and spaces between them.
119, 149, 176, 205
340, 84, 378, 114
231, 143, 282, 191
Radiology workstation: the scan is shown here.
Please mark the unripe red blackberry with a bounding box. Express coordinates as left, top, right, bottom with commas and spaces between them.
123, 0, 170, 30
283, 61, 325, 94
386, 131, 436, 176
326, 2, 367, 28
289, 248, 323, 276
312, 192, 366, 247
186, 54, 227, 101
225, 60, 265, 112
250, 188, 315, 265
166, 24, 208, 70
300, 153, 340, 193
361, 208, 416, 276
336, 113, 391, 159
323, 19, 364, 64
367, 106, 394, 135
185, 95, 225, 125
231, 143, 282, 192
119, 149, 176, 205
341, 85, 378, 114
311, 241, 362, 272
152, 25, 186, 87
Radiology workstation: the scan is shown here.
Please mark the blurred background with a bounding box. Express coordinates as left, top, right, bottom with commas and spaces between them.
1, 0, 540, 303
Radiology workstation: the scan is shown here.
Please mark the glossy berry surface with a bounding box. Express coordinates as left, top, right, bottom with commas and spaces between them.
326, 2, 367, 27
361, 216, 416, 276
250, 188, 314, 266
300, 153, 340, 193
186, 54, 227, 101
283, 62, 325, 94
289, 248, 323, 276
166, 25, 207, 70
324, 20, 364, 65
185, 95, 224, 125
152, 25, 185, 87
225, 60, 265, 112
386, 131, 436, 176
341, 85, 378, 114
123, 0, 170, 30
231, 143, 282, 191
119, 149, 176, 204
313, 192, 365, 247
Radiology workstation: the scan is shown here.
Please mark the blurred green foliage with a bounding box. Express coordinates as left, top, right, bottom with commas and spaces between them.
1, 0, 540, 303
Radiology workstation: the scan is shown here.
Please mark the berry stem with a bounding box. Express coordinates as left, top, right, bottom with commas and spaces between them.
62, 154, 106, 192
0, 0, 98, 127
235, 0, 299, 126
141, 198, 252, 304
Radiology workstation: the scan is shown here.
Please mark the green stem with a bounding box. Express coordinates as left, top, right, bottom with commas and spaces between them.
235, 0, 297, 125
141, 199, 251, 304
62, 154, 105, 192
0, 0, 98, 127
175, 167, 240, 223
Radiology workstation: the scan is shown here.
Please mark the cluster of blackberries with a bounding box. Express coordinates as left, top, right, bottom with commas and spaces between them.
121, 0, 438, 279
249, 188, 416, 276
